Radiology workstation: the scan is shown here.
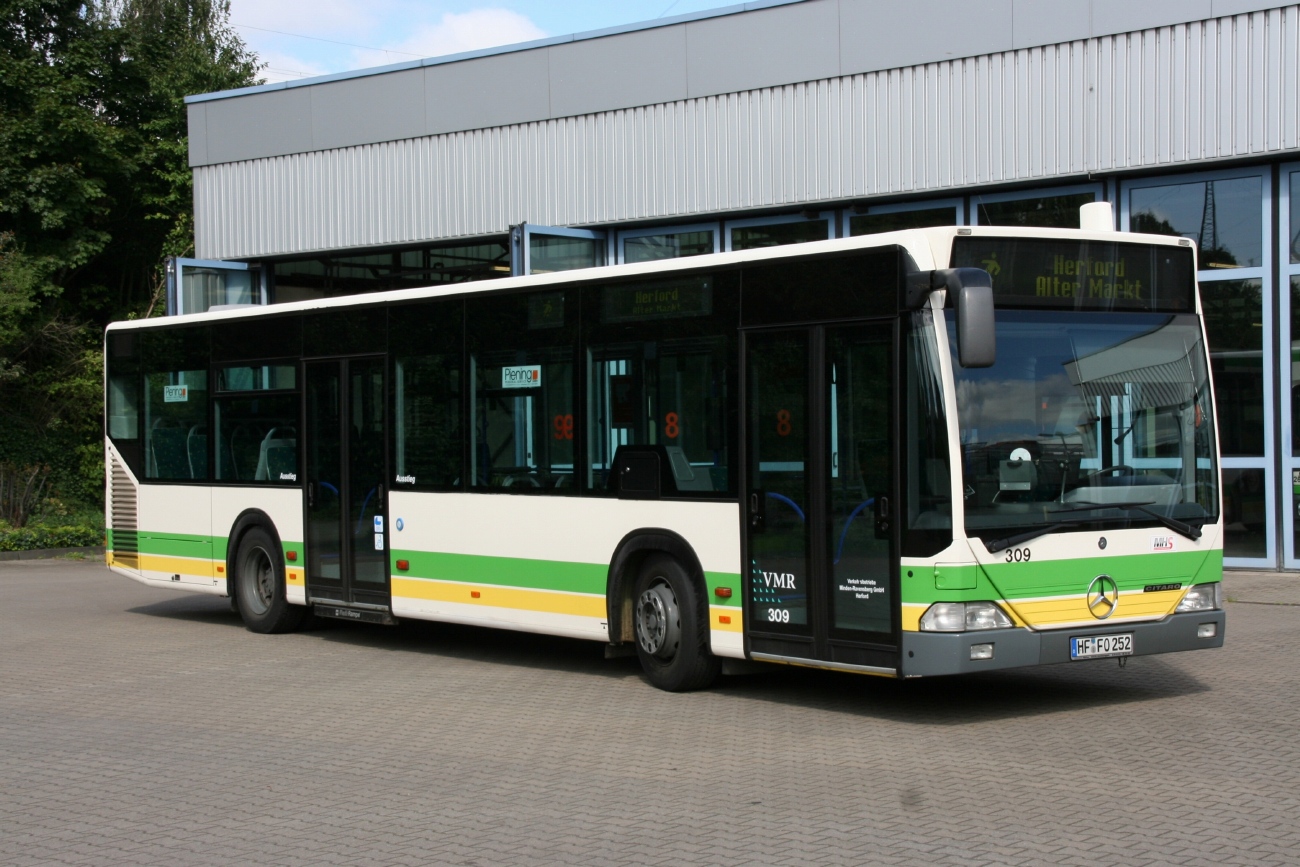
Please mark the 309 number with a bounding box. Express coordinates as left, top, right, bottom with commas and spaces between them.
1005, 547, 1032, 563
766, 608, 790, 623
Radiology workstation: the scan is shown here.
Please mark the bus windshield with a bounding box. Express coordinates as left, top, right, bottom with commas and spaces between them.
948, 310, 1219, 539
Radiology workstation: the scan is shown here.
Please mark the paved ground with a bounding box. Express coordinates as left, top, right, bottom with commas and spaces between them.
1, 560, 1298, 866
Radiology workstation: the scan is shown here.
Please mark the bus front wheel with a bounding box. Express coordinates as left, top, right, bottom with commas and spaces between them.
633, 554, 719, 692
234, 527, 304, 634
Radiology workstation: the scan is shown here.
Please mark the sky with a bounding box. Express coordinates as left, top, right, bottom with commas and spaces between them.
226, 1, 744, 84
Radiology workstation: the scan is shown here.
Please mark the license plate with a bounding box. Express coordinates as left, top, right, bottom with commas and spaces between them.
1070, 633, 1133, 660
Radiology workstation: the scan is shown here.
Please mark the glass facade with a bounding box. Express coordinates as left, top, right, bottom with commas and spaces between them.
1126, 170, 1270, 566
183, 170, 1300, 569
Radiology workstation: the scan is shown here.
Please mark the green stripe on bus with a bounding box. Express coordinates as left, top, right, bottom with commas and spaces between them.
393, 549, 742, 600
393, 550, 607, 594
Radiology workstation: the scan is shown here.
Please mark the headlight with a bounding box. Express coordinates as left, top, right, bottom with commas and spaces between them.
919, 601, 1014, 632
1176, 583, 1222, 612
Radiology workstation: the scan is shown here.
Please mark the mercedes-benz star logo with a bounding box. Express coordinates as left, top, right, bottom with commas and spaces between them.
1087, 575, 1119, 620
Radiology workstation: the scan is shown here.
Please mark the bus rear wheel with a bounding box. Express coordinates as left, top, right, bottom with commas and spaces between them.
633, 554, 719, 692
234, 527, 304, 634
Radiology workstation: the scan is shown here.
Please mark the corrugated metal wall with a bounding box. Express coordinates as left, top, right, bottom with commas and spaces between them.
194, 6, 1300, 260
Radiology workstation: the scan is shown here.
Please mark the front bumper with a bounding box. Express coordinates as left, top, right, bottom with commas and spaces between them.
899, 610, 1225, 677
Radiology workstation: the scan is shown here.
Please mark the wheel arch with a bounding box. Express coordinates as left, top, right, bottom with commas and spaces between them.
225, 509, 285, 597
607, 529, 708, 646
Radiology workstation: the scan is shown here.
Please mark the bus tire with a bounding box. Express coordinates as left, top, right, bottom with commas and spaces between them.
234, 527, 304, 634
633, 554, 719, 692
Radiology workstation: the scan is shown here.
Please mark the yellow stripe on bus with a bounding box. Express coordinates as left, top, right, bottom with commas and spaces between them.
392, 576, 605, 618
136, 553, 216, 578
1006, 589, 1184, 628
710, 605, 743, 633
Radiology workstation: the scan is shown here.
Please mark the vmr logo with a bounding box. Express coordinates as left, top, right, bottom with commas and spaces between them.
759, 571, 797, 589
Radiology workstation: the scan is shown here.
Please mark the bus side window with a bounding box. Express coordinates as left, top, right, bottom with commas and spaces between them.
140, 328, 211, 482
467, 291, 576, 491
585, 273, 737, 496
213, 364, 299, 484
390, 299, 463, 491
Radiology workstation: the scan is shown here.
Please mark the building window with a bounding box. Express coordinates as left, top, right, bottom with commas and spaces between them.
974, 190, 1098, 228
848, 203, 960, 236
726, 213, 832, 251
1130, 178, 1262, 269
619, 226, 718, 264
272, 238, 510, 303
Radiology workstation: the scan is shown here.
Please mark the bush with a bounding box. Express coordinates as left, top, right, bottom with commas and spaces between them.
0, 524, 102, 552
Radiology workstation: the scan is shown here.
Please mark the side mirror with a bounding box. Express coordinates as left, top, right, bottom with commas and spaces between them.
940, 268, 996, 368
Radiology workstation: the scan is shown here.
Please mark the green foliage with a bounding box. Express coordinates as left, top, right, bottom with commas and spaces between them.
0, 523, 102, 551
0, 0, 259, 530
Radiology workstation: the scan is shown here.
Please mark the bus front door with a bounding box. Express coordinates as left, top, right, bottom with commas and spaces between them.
744, 323, 899, 673
304, 357, 391, 613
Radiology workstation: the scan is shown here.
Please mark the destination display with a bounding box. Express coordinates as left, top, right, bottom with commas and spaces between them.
951, 237, 1196, 312
601, 277, 712, 323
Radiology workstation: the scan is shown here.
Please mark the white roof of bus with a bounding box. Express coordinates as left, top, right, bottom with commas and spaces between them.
104, 225, 1195, 333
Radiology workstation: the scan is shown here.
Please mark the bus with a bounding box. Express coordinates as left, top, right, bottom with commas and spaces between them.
104, 212, 1225, 691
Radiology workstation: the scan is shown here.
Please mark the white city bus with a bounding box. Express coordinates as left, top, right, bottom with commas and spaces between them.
105, 216, 1225, 690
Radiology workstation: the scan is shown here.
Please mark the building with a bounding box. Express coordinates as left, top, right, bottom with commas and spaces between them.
180, 0, 1300, 569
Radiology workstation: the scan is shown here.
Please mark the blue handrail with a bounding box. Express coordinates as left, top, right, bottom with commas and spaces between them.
765, 491, 805, 522
833, 498, 875, 565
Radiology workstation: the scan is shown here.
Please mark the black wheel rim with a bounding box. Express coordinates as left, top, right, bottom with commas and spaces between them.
240, 545, 275, 616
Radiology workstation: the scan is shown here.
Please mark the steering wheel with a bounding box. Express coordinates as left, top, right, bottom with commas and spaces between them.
1085, 465, 1136, 482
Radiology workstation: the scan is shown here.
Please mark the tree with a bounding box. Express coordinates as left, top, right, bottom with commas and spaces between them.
0, 0, 259, 517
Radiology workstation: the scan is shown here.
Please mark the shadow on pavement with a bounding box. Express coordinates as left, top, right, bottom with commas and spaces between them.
128, 593, 1211, 721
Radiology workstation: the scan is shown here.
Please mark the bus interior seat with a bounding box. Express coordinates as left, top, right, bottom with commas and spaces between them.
255, 427, 297, 481
150, 421, 189, 479
186, 425, 207, 480
665, 446, 713, 492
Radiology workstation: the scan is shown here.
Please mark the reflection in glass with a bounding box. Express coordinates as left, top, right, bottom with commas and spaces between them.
850, 206, 958, 235
949, 311, 1219, 539
1202, 279, 1264, 456
1291, 172, 1300, 263
215, 394, 299, 483
143, 370, 209, 480
623, 231, 714, 263
1130, 177, 1262, 269
976, 192, 1095, 229
747, 332, 809, 631
181, 267, 253, 315
1223, 468, 1267, 559
529, 235, 605, 273
827, 324, 893, 634
731, 219, 829, 250
219, 365, 296, 391
349, 359, 387, 587
1293, 277, 1300, 456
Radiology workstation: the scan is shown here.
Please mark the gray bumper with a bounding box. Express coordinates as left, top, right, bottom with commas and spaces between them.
899, 610, 1225, 677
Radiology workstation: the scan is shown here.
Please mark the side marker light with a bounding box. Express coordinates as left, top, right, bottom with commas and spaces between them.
395, 559, 409, 571
471, 590, 481, 598
286, 551, 297, 561
714, 587, 732, 598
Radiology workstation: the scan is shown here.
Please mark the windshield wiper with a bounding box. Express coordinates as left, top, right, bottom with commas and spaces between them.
1056, 500, 1203, 542
985, 520, 1084, 553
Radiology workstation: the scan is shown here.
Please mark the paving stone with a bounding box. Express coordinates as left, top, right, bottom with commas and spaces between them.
1, 559, 1297, 866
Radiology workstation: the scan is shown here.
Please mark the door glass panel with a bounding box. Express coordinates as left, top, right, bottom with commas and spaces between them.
1224, 468, 1267, 559
1202, 279, 1265, 456
747, 332, 810, 631
349, 358, 386, 588
306, 362, 343, 585
827, 325, 893, 635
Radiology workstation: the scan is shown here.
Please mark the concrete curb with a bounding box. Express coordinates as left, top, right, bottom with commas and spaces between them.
0, 546, 105, 562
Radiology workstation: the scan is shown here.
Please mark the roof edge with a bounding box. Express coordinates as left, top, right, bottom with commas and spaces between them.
185, 0, 806, 105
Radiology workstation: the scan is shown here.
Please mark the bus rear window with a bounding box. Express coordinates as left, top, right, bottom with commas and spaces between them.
951, 237, 1195, 312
